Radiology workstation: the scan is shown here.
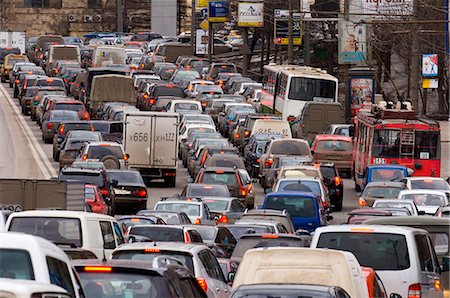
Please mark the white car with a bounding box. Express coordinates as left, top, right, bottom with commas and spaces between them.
372, 199, 420, 216
186, 79, 215, 97
401, 177, 450, 197
165, 99, 202, 115
133, 74, 161, 89
397, 189, 449, 215
180, 113, 215, 131
179, 123, 216, 142
154, 197, 215, 225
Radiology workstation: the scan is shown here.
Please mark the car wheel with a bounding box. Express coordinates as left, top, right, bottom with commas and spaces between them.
101, 155, 120, 169
54, 151, 60, 162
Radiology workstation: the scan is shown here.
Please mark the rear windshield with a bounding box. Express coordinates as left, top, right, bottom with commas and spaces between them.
7, 58, 27, 66
25, 88, 39, 96
175, 103, 199, 111
52, 48, 79, 60
108, 171, 143, 185
36, 80, 64, 88
155, 203, 200, 217
400, 193, 446, 206
265, 196, 317, 217
271, 141, 310, 155
87, 145, 124, 159
50, 111, 79, 121
63, 123, 92, 133
202, 199, 229, 212
363, 186, 402, 199
59, 172, 104, 187
119, 218, 156, 230
232, 237, 305, 259
113, 250, 194, 273
226, 226, 270, 240
371, 169, 405, 182
78, 272, 173, 297
0, 248, 34, 280
277, 180, 321, 196
154, 86, 184, 97
187, 185, 229, 197
316, 140, 353, 151
144, 212, 182, 224
206, 156, 245, 169
320, 166, 337, 179
411, 179, 450, 190
9, 217, 82, 247
316, 232, 410, 270
54, 103, 84, 111
129, 226, 183, 242
196, 85, 223, 94
201, 172, 238, 187
213, 65, 236, 75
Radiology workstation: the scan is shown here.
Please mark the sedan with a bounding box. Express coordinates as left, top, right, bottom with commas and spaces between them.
41, 110, 79, 143
107, 170, 147, 214
84, 184, 109, 215
136, 210, 192, 225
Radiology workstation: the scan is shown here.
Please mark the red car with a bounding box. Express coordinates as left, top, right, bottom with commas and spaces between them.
48, 99, 90, 120
84, 184, 109, 215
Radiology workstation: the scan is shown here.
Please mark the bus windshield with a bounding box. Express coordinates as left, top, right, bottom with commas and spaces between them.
288, 77, 336, 102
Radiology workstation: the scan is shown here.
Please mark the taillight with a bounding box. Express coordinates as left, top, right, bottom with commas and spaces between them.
227, 120, 233, 125
59, 124, 64, 134
195, 218, 201, 224
101, 188, 108, 196
408, 283, 421, 298
83, 112, 89, 120
240, 187, 247, 197
35, 95, 39, 100
82, 154, 88, 161
149, 98, 156, 105
244, 130, 250, 136
47, 122, 53, 129
184, 231, 191, 243
143, 94, 149, 100
197, 277, 208, 292
359, 198, 367, 207
334, 176, 342, 186
287, 115, 295, 122
133, 189, 147, 197
235, 133, 239, 139
217, 214, 228, 223
247, 184, 253, 193
264, 158, 274, 168
15, 79, 19, 84
256, 158, 260, 163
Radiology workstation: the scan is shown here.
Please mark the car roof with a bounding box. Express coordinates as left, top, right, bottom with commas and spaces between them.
71, 259, 184, 274
314, 224, 425, 234
277, 177, 320, 183
234, 283, 338, 292
266, 191, 317, 199
86, 141, 123, 146
365, 181, 406, 187
404, 177, 446, 181
399, 189, 448, 195
203, 167, 237, 173
367, 164, 407, 170
314, 134, 352, 141
113, 241, 207, 253
8, 210, 115, 220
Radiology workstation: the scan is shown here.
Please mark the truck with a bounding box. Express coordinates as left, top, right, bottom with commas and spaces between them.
46, 44, 81, 76
0, 179, 85, 211
0, 31, 26, 53
123, 111, 179, 186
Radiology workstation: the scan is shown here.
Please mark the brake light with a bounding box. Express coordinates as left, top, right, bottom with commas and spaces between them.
227, 120, 233, 125
141, 64, 145, 69
184, 231, 191, 243
256, 158, 260, 163
47, 122, 53, 129
83, 112, 89, 120
264, 158, 274, 168
143, 94, 149, 100
195, 218, 202, 225
197, 278, 208, 292
144, 248, 161, 253
124, 154, 128, 161
84, 266, 112, 272
244, 130, 250, 136
133, 189, 147, 197
351, 227, 374, 233
235, 133, 239, 139
240, 187, 247, 197
15, 79, 19, 84
408, 283, 421, 298
4, 69, 8, 74
334, 176, 341, 186
149, 98, 156, 105
261, 234, 278, 239
75, 83, 80, 87
217, 214, 228, 223
82, 154, 88, 161
46, 78, 54, 82
435, 279, 441, 291
59, 124, 65, 134
359, 198, 367, 206
287, 115, 295, 122
54, 69, 59, 74
215, 170, 224, 174
35, 95, 39, 100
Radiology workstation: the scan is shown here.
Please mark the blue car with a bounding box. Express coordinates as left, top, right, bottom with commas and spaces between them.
356, 164, 414, 191
262, 192, 331, 232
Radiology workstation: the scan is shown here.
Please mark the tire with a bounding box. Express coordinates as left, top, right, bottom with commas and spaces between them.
101, 155, 120, 169
21, 105, 25, 114
44, 136, 52, 144
54, 150, 60, 162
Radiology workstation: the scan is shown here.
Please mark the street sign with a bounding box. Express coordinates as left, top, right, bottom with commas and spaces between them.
200, 19, 209, 31
422, 78, 438, 89
196, 29, 210, 55
422, 54, 438, 77
274, 9, 301, 19
196, 0, 208, 9
274, 18, 301, 45
238, 2, 264, 27
208, 1, 229, 23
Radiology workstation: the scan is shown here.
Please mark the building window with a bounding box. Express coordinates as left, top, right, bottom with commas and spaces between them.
88, 0, 103, 8
24, 0, 62, 8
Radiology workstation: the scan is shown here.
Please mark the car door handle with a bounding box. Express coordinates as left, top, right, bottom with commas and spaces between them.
216, 288, 221, 292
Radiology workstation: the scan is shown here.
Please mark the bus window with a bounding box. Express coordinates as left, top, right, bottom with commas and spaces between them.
415, 131, 439, 159
372, 129, 400, 158
288, 77, 336, 102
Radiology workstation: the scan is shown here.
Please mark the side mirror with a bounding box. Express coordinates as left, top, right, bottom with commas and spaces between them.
441, 256, 449, 272
219, 112, 225, 116
111, 179, 119, 187
251, 178, 259, 183
227, 272, 235, 283
389, 294, 403, 298
295, 229, 311, 236
187, 177, 194, 183
407, 168, 415, 177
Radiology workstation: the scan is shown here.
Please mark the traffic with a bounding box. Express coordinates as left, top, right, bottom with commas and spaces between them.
0, 32, 449, 298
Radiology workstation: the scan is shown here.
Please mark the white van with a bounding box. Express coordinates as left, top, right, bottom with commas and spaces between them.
311, 225, 443, 298
0, 278, 69, 297
6, 210, 125, 259
0, 232, 82, 297
250, 119, 292, 138
232, 247, 369, 297
93, 46, 126, 67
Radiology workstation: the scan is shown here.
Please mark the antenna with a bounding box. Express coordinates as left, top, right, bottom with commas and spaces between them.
102, 247, 107, 262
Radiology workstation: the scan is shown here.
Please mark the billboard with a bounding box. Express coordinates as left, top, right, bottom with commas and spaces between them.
0, 32, 26, 53
151, 0, 177, 36
422, 54, 438, 77
238, 2, 264, 27
338, 18, 367, 64
349, 0, 413, 17
302, 0, 340, 19
274, 18, 302, 45
208, 1, 229, 23
196, 29, 210, 55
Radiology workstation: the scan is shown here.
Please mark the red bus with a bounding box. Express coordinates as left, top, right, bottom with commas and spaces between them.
353, 106, 441, 187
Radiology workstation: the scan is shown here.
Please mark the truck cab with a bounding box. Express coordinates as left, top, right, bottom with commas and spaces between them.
358, 164, 412, 191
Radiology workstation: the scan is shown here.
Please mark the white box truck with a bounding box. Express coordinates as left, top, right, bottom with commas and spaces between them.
123, 111, 179, 186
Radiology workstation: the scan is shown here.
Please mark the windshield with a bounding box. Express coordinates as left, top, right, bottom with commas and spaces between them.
265, 196, 317, 217
271, 141, 310, 155
79, 272, 173, 297
113, 250, 194, 273
277, 180, 321, 196
0, 249, 34, 280
316, 232, 410, 270
400, 193, 446, 206
201, 172, 238, 187
371, 169, 405, 182
129, 226, 184, 242
316, 140, 353, 151
410, 179, 450, 190
155, 203, 200, 217
363, 186, 402, 199
9, 217, 82, 247
288, 77, 336, 102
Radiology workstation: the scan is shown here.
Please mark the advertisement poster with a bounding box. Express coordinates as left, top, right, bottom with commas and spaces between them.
238, 2, 264, 27
350, 78, 373, 116
422, 54, 438, 77
339, 18, 367, 64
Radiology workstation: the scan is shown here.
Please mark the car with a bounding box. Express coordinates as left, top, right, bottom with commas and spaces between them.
200, 197, 246, 224
52, 121, 95, 161
41, 110, 80, 143
261, 155, 313, 189
346, 209, 393, 225
107, 169, 148, 214
221, 224, 274, 240
311, 225, 442, 298
186, 225, 237, 255
112, 242, 232, 297
231, 284, 352, 298
58, 167, 116, 214
243, 134, 283, 177
262, 192, 332, 232
357, 164, 412, 192
194, 167, 255, 208
272, 177, 331, 210
142, 83, 185, 110
90, 120, 123, 143
180, 183, 230, 198
359, 181, 407, 207
59, 131, 103, 169
118, 215, 166, 233
240, 209, 296, 233
84, 184, 109, 215
311, 134, 353, 176
79, 141, 129, 170
192, 146, 240, 174
165, 99, 202, 115
179, 123, 217, 143
73, 259, 207, 298
203, 153, 245, 171
137, 210, 192, 225
19, 86, 40, 115
372, 199, 421, 216
154, 197, 215, 225
1, 53, 28, 82
397, 189, 449, 215
275, 165, 323, 184
400, 177, 450, 197
127, 225, 204, 243
324, 124, 353, 137
180, 113, 215, 130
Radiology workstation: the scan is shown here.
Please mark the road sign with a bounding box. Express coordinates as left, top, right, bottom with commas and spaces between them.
422, 78, 438, 89
422, 54, 438, 77
208, 1, 229, 23
274, 18, 302, 45
200, 19, 209, 31
238, 2, 264, 27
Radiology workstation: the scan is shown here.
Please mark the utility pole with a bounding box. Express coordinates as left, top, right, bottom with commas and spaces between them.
190, 0, 196, 54
304, 21, 310, 65
410, 0, 420, 112
117, 0, 124, 32
208, 23, 213, 63
287, 0, 293, 64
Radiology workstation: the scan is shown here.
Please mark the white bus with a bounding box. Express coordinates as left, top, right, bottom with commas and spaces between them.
260, 64, 339, 121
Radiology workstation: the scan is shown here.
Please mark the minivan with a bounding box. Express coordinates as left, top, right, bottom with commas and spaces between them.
311, 225, 443, 298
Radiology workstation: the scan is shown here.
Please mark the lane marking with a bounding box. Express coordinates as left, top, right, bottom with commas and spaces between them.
0, 84, 58, 179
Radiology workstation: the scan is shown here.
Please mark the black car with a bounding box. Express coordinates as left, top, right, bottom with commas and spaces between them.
320, 163, 344, 211
73, 260, 207, 298
107, 170, 148, 214
243, 134, 280, 178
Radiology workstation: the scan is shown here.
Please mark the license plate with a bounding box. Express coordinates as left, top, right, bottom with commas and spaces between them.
114, 189, 131, 195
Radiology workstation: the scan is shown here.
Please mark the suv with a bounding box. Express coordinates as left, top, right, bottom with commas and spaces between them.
79, 141, 129, 170
112, 242, 231, 297
58, 166, 116, 214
